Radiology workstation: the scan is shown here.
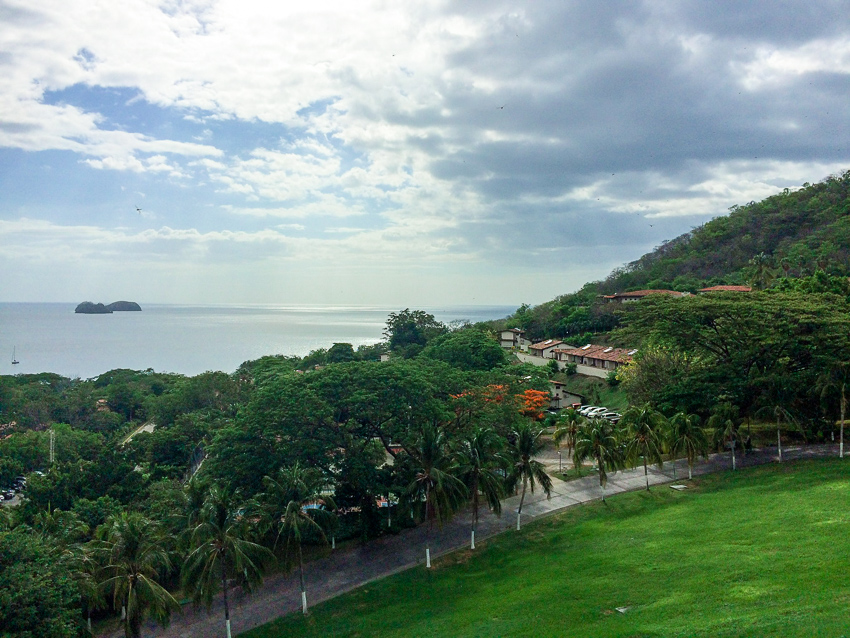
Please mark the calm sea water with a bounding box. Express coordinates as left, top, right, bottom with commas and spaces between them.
0, 303, 516, 379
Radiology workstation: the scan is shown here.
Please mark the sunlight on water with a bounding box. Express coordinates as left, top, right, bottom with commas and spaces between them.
0, 303, 515, 378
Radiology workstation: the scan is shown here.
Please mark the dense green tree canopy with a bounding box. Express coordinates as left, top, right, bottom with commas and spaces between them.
0, 528, 82, 638
617, 291, 850, 420
420, 328, 506, 371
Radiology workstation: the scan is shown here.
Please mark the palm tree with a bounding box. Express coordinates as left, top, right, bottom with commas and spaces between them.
553, 408, 584, 474
708, 403, 743, 470
95, 512, 179, 638
406, 423, 467, 568
574, 417, 624, 501
183, 485, 273, 638
65, 541, 104, 635
669, 412, 708, 479
32, 508, 89, 547
818, 363, 850, 459
508, 422, 552, 531
452, 427, 507, 549
748, 252, 776, 290
0, 506, 12, 531
261, 463, 337, 614
621, 404, 667, 491
755, 404, 797, 463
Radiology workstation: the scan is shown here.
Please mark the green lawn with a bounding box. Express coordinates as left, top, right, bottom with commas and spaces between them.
245, 459, 850, 638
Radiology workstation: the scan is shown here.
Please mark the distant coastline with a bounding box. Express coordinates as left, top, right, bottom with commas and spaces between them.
1, 303, 515, 378
75, 301, 142, 314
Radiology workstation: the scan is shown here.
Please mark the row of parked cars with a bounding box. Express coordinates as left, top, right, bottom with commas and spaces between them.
577, 405, 621, 424
2, 473, 33, 501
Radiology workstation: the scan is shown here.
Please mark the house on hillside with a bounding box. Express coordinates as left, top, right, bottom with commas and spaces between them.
548, 380, 583, 410
555, 344, 637, 371
499, 328, 530, 350
698, 285, 752, 293
529, 339, 567, 358
603, 289, 687, 303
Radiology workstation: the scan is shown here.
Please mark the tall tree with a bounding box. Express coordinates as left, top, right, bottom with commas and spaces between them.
95, 512, 179, 638
818, 362, 850, 459
406, 424, 466, 568
574, 418, 624, 501
708, 402, 743, 471
621, 404, 667, 491
452, 427, 507, 549
384, 309, 447, 358
182, 485, 273, 638
754, 404, 797, 463
553, 408, 584, 475
668, 412, 708, 479
617, 292, 850, 419
508, 422, 552, 531
260, 464, 337, 614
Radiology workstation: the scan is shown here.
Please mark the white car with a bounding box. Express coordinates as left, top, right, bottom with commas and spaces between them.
584, 407, 610, 418
578, 405, 601, 416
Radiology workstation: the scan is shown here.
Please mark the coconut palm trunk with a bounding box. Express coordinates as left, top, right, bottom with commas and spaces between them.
470, 476, 479, 549
597, 453, 606, 501
221, 557, 231, 638
688, 458, 693, 480
643, 457, 649, 491
298, 544, 307, 614
838, 383, 847, 459
425, 482, 432, 568
731, 439, 736, 470
516, 477, 527, 531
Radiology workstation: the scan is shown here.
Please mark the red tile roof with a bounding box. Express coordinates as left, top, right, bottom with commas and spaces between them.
558, 344, 636, 363
530, 339, 564, 350
699, 285, 752, 292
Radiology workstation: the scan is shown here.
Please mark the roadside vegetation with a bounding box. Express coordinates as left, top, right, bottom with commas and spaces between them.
245, 459, 850, 638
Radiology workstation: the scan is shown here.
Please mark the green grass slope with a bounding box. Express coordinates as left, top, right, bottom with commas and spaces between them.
246, 459, 850, 638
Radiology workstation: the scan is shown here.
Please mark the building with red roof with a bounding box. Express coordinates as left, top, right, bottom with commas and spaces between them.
603, 290, 686, 303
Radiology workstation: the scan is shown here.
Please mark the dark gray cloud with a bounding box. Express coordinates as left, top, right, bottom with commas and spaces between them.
389, 0, 850, 274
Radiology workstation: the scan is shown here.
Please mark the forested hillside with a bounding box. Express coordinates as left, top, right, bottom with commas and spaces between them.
506, 170, 850, 341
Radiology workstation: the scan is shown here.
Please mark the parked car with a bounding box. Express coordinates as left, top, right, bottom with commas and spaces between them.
578, 405, 602, 416
3, 490, 15, 500
600, 412, 621, 423
585, 407, 610, 418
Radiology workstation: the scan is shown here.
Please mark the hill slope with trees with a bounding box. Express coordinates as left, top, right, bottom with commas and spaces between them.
506, 170, 850, 341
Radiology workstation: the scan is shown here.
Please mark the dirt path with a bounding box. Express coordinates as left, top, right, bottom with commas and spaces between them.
105, 443, 842, 637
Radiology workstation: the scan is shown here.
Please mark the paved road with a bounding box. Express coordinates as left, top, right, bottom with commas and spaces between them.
106, 443, 842, 637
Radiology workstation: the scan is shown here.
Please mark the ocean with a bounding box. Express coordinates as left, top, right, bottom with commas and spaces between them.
0, 303, 516, 379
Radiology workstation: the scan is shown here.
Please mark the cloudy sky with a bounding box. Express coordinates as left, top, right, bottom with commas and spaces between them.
1, 0, 849, 307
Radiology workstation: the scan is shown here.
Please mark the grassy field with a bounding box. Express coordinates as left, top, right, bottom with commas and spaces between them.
244, 459, 850, 638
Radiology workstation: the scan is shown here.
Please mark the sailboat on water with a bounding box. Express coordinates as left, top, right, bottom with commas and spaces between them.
11, 347, 19, 365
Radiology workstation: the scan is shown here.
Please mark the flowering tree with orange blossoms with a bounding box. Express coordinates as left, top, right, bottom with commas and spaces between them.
446, 383, 524, 436
518, 389, 549, 421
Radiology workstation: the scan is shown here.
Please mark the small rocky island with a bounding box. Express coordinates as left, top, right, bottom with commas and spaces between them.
75, 301, 142, 314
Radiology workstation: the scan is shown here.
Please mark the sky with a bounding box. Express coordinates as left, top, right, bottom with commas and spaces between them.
1, 0, 849, 307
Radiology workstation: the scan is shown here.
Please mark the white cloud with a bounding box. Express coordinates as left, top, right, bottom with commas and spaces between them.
1, 1, 849, 305
736, 37, 850, 90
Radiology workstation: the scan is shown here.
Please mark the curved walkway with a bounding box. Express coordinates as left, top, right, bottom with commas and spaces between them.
109, 443, 842, 637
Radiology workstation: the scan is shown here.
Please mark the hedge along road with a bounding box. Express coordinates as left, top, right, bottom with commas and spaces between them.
103, 442, 842, 638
